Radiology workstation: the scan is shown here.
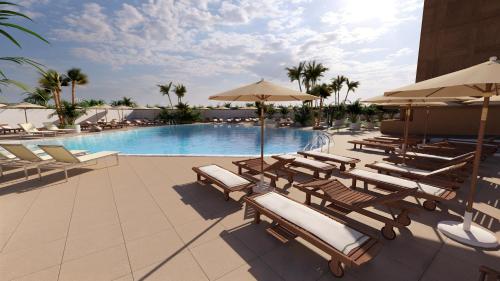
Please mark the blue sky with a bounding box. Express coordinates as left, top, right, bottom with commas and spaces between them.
1, 0, 423, 106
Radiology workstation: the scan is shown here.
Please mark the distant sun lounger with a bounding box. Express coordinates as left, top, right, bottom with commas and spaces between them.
19, 123, 58, 137
297, 151, 360, 171
273, 154, 336, 179
344, 168, 456, 211
365, 161, 468, 183
192, 164, 255, 200
232, 157, 295, 187
245, 191, 381, 277
38, 145, 119, 181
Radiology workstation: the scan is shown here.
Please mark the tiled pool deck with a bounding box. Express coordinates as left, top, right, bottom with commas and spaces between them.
0, 130, 498, 281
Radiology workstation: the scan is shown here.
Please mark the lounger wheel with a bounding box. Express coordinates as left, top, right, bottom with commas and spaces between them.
396, 213, 411, 227
381, 226, 396, 240
328, 260, 344, 278
423, 200, 436, 211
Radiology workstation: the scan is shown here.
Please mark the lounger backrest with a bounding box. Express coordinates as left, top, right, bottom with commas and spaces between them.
19, 123, 37, 133
38, 145, 80, 163
0, 143, 42, 161
426, 161, 468, 176
43, 122, 58, 130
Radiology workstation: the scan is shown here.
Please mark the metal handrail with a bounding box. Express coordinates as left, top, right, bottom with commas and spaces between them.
303, 131, 333, 153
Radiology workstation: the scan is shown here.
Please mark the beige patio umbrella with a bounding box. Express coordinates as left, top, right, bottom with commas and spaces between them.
8, 102, 45, 123
384, 56, 500, 248
112, 105, 132, 121
209, 79, 317, 187
89, 104, 112, 123
463, 95, 500, 105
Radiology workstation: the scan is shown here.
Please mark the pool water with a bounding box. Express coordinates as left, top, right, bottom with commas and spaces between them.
31, 124, 320, 156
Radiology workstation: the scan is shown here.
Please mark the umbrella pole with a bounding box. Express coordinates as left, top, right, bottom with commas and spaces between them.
95, 109, 98, 123
423, 106, 430, 144
24, 109, 28, 123
402, 104, 411, 163
260, 103, 264, 187
437, 95, 497, 248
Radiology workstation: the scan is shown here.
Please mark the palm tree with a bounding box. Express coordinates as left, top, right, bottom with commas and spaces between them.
79, 99, 105, 107
0, 2, 48, 92
331, 75, 347, 105
157, 82, 174, 109
303, 61, 329, 92
344, 79, 360, 103
174, 84, 186, 104
62, 68, 88, 105
39, 70, 64, 123
49, 100, 86, 126
111, 97, 136, 107
23, 88, 52, 106
310, 83, 332, 126
285, 61, 305, 92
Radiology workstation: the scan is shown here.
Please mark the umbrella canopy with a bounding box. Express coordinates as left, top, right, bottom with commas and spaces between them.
209, 79, 317, 189
464, 95, 500, 105
209, 79, 317, 102
0, 103, 6, 108
112, 105, 132, 122
363, 95, 471, 104
385, 57, 500, 98
8, 102, 45, 123
383, 57, 500, 248
133, 105, 149, 110
89, 104, 112, 123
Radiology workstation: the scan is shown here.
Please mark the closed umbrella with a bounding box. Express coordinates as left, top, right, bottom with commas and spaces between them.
209, 79, 317, 188
384, 56, 500, 248
8, 102, 45, 123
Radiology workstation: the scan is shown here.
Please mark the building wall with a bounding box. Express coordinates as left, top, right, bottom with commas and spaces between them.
416, 0, 500, 82
380, 105, 500, 137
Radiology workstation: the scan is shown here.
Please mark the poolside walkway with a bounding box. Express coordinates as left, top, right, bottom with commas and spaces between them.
0, 130, 498, 281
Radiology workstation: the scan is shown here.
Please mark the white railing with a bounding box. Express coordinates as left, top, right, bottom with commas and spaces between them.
303, 131, 333, 153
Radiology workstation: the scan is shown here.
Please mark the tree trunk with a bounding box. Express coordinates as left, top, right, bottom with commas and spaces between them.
71, 81, 76, 105
167, 95, 173, 109
344, 89, 351, 103
53, 90, 64, 124
297, 81, 302, 92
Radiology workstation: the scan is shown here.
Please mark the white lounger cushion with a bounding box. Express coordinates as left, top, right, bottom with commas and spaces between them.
349, 169, 446, 196
278, 154, 332, 169
255, 192, 369, 254
302, 151, 356, 163
199, 165, 250, 188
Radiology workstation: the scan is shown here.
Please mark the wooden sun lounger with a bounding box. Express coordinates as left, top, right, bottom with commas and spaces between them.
232, 157, 295, 187
245, 192, 381, 277
294, 179, 419, 240
365, 161, 469, 183
272, 154, 335, 179
348, 140, 398, 153
297, 151, 360, 171
343, 168, 456, 211
192, 164, 255, 200
478, 265, 500, 281
383, 152, 475, 171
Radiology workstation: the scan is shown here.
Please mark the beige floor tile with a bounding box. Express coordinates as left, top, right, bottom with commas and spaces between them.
215, 258, 283, 281
133, 250, 208, 281
11, 265, 60, 281
126, 228, 185, 271
59, 244, 131, 281
225, 221, 282, 257
174, 218, 228, 249
121, 211, 172, 241
63, 222, 124, 262
0, 238, 65, 280
419, 249, 480, 281
113, 274, 134, 281
190, 235, 256, 280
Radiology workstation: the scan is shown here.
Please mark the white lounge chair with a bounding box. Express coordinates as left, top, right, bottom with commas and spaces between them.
0, 143, 87, 179
38, 145, 119, 181
192, 164, 254, 200
43, 122, 75, 133
365, 161, 468, 183
273, 154, 335, 178
19, 123, 57, 137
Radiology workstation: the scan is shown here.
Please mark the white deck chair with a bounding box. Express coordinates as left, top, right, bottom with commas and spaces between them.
43, 122, 75, 133
0, 144, 86, 179
18, 123, 57, 137
38, 145, 119, 181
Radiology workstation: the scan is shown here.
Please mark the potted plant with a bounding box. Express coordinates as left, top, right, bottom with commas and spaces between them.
333, 103, 347, 126
363, 104, 377, 129
346, 100, 362, 130
50, 101, 86, 131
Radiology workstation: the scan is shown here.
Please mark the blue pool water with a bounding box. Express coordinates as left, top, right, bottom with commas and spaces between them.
30, 124, 319, 156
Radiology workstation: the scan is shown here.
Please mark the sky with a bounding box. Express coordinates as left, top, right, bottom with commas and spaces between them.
1, 0, 424, 107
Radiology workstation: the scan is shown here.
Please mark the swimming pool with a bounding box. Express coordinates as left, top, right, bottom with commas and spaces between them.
29, 124, 320, 156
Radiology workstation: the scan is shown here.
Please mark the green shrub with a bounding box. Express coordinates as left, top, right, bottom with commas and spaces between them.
293, 105, 314, 126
